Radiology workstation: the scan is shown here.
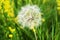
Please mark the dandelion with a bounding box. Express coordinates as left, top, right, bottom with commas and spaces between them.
17, 5, 42, 28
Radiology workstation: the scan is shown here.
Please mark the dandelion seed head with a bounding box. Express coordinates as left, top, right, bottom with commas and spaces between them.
17, 5, 42, 28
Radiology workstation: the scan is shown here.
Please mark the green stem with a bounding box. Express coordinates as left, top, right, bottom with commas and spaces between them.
52, 23, 54, 40
33, 28, 37, 40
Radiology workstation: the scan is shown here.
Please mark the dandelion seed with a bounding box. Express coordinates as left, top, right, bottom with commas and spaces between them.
17, 5, 42, 28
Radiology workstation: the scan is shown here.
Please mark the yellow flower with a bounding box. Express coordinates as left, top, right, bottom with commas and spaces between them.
56, 0, 60, 4
9, 34, 13, 38
8, 12, 14, 17
14, 17, 18, 23
9, 27, 15, 33
0, 0, 4, 3
3, 0, 11, 12
9, 27, 11, 29
41, 18, 45, 22
43, 0, 46, 4
4, 8, 10, 12
11, 1, 14, 7
11, 29, 15, 33
56, 0, 60, 2
6, 8, 14, 17
2, 0, 4, 2
4, 5, 10, 9
4, 5, 10, 12
57, 7, 60, 10
57, 3, 60, 6
0, 5, 2, 10
3, 0, 10, 5
58, 11, 60, 15
56, 0, 60, 6
10, 8, 14, 12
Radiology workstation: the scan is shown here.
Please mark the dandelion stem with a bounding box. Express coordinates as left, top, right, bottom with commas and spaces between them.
33, 28, 37, 40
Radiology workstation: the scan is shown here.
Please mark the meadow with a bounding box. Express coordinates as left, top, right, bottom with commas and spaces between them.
0, 0, 60, 40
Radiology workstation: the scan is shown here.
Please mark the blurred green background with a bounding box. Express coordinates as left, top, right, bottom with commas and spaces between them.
0, 0, 60, 40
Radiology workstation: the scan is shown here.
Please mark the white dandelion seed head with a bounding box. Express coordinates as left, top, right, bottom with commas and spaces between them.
17, 5, 42, 28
